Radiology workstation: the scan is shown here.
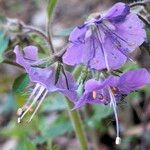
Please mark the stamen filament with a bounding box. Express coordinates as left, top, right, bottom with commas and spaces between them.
20, 85, 45, 120
108, 87, 121, 145
95, 27, 110, 71
24, 83, 41, 107
28, 90, 48, 122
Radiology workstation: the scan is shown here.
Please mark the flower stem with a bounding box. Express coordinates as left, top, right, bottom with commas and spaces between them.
66, 99, 88, 150
130, 1, 148, 7
47, 19, 55, 54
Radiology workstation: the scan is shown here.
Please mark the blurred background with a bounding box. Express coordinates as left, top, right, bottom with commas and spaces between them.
0, 0, 150, 149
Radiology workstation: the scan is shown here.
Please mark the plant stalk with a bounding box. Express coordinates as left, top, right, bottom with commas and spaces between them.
66, 99, 88, 150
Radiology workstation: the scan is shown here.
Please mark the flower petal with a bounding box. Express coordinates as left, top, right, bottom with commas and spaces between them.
69, 26, 86, 42
29, 67, 57, 90
104, 2, 130, 22
55, 71, 78, 102
84, 79, 100, 92
63, 39, 94, 66
89, 37, 127, 70
118, 69, 150, 93
73, 94, 88, 109
23, 46, 38, 61
102, 75, 119, 87
14, 45, 30, 71
114, 13, 146, 52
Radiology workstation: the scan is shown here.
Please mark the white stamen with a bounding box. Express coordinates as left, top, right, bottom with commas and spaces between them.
103, 20, 116, 31
17, 108, 23, 116
24, 83, 41, 107
18, 117, 21, 123
108, 87, 121, 145
96, 28, 110, 71
103, 50, 110, 72
85, 29, 92, 40
28, 90, 48, 123
115, 137, 121, 145
20, 85, 45, 120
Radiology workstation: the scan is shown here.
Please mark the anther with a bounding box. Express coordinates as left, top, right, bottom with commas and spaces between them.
115, 137, 121, 145
18, 117, 21, 123
110, 87, 118, 94
92, 91, 97, 99
17, 108, 23, 116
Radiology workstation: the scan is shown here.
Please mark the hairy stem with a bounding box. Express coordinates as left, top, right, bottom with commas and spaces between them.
22, 23, 54, 55
3, 60, 23, 69
130, 1, 147, 7
47, 19, 55, 53
22, 24, 49, 43
66, 99, 88, 150
138, 14, 150, 27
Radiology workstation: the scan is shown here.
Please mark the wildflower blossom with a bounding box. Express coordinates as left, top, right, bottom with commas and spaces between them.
74, 68, 150, 144
63, 2, 146, 71
14, 45, 77, 123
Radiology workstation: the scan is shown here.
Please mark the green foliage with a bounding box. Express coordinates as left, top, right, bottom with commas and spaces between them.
88, 105, 113, 128
34, 120, 72, 144
73, 65, 84, 80
16, 138, 36, 150
43, 93, 67, 112
47, 0, 58, 21
0, 30, 9, 62
121, 62, 139, 72
13, 73, 29, 94
128, 92, 140, 102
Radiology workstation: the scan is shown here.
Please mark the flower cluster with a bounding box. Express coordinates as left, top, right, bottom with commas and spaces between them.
14, 46, 77, 123
73, 69, 150, 144
62, 2, 148, 144
13, 2, 149, 145
63, 2, 146, 71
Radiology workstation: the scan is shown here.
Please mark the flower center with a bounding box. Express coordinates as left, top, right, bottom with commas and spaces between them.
92, 90, 97, 99
92, 90, 104, 100
110, 86, 118, 94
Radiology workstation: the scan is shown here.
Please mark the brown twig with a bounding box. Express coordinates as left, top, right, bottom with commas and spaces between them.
3, 60, 23, 69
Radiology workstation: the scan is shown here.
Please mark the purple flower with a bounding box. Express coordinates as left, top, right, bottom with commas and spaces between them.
74, 68, 150, 144
63, 2, 146, 71
14, 45, 77, 122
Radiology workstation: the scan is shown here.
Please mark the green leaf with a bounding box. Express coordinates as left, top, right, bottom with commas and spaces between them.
13, 73, 29, 93
55, 63, 62, 84
93, 105, 113, 120
73, 65, 83, 80
121, 62, 139, 72
128, 92, 140, 101
0, 31, 9, 62
34, 121, 72, 144
17, 138, 36, 150
88, 105, 113, 128
43, 93, 67, 112
47, 0, 58, 20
